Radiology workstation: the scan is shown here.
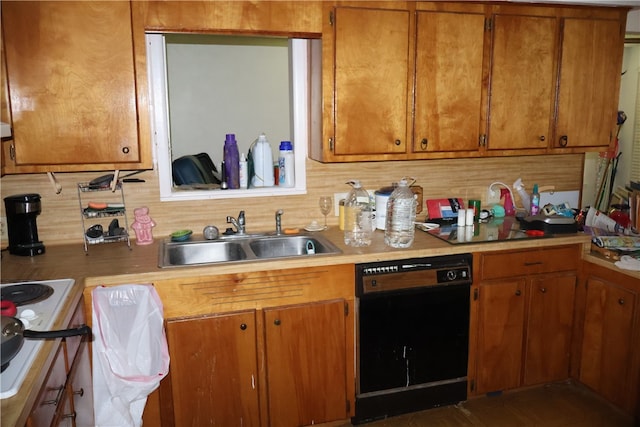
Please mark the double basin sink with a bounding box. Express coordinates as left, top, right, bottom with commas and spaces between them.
159, 233, 342, 268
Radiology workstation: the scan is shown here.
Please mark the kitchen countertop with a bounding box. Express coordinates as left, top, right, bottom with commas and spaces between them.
2, 226, 634, 426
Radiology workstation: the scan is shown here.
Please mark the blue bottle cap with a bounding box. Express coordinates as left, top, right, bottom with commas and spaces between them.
280, 141, 292, 150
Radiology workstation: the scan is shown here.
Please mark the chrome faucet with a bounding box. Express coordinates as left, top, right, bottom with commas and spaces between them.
275, 209, 284, 235
226, 210, 246, 235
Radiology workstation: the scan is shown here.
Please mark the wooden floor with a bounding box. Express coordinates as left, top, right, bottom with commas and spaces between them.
341, 382, 636, 427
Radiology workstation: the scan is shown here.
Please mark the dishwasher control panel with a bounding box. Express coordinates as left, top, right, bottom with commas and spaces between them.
356, 254, 472, 295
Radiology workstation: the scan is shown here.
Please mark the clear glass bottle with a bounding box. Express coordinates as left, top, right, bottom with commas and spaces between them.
343, 180, 373, 247
384, 178, 417, 248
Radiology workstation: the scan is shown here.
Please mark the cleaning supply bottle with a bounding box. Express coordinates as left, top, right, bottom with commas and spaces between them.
385, 178, 417, 248
278, 141, 295, 187
513, 178, 530, 214
500, 188, 515, 216
223, 134, 240, 189
239, 153, 248, 189
344, 180, 373, 247
530, 184, 540, 216
250, 133, 274, 187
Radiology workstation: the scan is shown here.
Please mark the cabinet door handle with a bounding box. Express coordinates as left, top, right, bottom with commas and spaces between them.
515, 290, 522, 296
240, 323, 247, 330
619, 298, 625, 305
394, 139, 402, 146
524, 261, 543, 266
420, 138, 428, 150
61, 412, 77, 420
540, 287, 547, 293
539, 135, 545, 141
73, 388, 85, 397
559, 135, 568, 147
274, 319, 281, 326
122, 146, 130, 154
43, 385, 65, 406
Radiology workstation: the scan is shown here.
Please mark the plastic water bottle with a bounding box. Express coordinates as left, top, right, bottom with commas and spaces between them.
239, 153, 248, 189
278, 141, 295, 187
223, 134, 240, 189
343, 180, 373, 247
385, 178, 417, 248
250, 133, 274, 187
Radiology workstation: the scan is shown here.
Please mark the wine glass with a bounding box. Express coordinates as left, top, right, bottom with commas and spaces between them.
319, 196, 333, 230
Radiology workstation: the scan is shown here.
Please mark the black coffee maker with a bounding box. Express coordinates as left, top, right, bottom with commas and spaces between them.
4, 193, 45, 256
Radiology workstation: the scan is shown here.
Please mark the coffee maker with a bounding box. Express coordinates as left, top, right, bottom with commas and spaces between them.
4, 193, 45, 256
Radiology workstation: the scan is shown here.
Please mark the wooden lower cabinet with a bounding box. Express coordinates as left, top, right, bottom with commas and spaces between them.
472, 246, 579, 395
576, 262, 640, 415
162, 300, 350, 427
27, 297, 93, 427
149, 264, 355, 427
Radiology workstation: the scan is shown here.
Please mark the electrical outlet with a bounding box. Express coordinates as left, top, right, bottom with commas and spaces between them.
487, 186, 501, 205
0, 216, 6, 241
333, 192, 347, 216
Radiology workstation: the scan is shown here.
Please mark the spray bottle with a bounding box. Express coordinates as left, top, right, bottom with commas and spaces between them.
513, 178, 530, 215
500, 188, 516, 216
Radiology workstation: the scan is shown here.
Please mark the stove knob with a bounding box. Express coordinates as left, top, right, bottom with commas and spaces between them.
446, 270, 457, 281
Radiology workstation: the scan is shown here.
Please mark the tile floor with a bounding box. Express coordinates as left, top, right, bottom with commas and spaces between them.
340, 382, 636, 427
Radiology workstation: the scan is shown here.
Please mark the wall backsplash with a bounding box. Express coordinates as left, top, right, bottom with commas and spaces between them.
0, 154, 584, 247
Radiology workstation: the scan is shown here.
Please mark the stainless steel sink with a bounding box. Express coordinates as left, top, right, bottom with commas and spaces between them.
249, 235, 337, 258
163, 241, 247, 266
159, 233, 341, 268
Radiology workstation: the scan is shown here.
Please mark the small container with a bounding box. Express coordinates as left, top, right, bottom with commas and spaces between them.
457, 209, 466, 227
530, 184, 540, 216
465, 208, 474, 226
223, 134, 240, 189
239, 153, 248, 189
339, 199, 345, 231
278, 141, 295, 187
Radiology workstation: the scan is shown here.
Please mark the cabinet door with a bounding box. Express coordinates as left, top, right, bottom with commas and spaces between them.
580, 277, 636, 410
476, 279, 526, 394
524, 274, 576, 386
331, 6, 410, 157
487, 12, 556, 151
68, 341, 94, 427
413, 9, 485, 154
264, 300, 348, 426
555, 17, 624, 149
165, 311, 260, 427
2, 1, 141, 170
27, 346, 68, 427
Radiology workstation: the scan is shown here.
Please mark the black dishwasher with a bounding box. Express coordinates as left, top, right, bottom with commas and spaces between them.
353, 253, 472, 424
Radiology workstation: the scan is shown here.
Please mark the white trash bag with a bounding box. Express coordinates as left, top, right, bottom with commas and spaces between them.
92, 284, 170, 427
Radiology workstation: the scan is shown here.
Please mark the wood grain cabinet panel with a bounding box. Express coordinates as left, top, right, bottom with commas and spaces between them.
264, 300, 348, 427
329, 5, 411, 159
555, 17, 625, 150
579, 272, 639, 413
486, 12, 557, 152
413, 7, 486, 156
473, 247, 579, 395
2, 1, 147, 172
165, 311, 261, 426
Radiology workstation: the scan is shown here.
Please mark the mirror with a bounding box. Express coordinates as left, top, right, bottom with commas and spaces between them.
146, 34, 317, 201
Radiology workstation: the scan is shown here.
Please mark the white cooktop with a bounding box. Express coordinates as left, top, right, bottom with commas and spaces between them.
0, 278, 74, 399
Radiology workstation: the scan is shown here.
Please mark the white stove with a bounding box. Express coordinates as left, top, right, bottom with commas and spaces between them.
0, 278, 75, 399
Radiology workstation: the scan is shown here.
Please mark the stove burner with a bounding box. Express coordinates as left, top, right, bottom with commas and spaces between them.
0, 284, 54, 306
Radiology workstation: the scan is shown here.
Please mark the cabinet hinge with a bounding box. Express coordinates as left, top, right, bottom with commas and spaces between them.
470, 379, 475, 392
329, 137, 334, 151
485, 17, 492, 31
344, 301, 349, 316
346, 399, 351, 413
329, 10, 334, 26
479, 134, 487, 147
473, 288, 479, 301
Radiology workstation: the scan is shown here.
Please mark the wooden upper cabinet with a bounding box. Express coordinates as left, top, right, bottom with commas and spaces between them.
323, 4, 412, 161
486, 12, 557, 152
413, 7, 486, 156
2, 1, 149, 172
555, 16, 625, 150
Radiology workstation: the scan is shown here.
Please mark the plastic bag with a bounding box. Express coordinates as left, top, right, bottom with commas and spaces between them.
92, 284, 169, 427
